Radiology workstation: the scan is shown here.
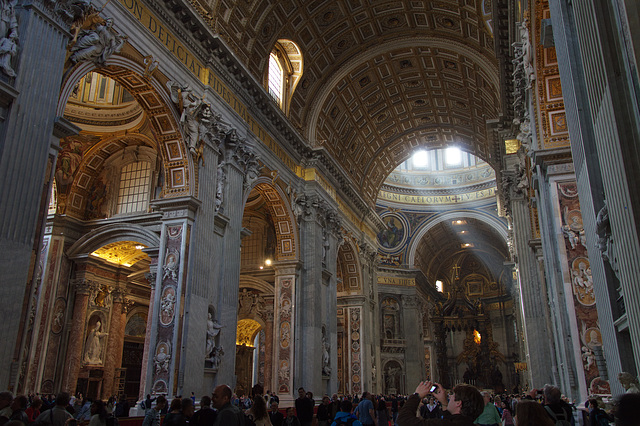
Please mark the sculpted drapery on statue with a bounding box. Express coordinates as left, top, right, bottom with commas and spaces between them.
84, 320, 108, 364
0, 0, 18, 77
69, 17, 126, 66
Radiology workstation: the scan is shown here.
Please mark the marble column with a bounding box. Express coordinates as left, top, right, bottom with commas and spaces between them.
549, 0, 636, 393
102, 290, 126, 399
293, 193, 339, 395
61, 280, 93, 393
143, 197, 199, 398
401, 294, 424, 393
0, 0, 74, 389
358, 242, 378, 394
211, 159, 246, 389
507, 184, 555, 388
139, 254, 158, 399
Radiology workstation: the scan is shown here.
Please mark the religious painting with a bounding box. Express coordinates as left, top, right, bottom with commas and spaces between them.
378, 215, 405, 250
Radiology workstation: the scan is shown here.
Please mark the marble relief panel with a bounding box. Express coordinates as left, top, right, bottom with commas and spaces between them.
152, 224, 183, 394
276, 277, 293, 395
556, 181, 609, 394
349, 307, 362, 395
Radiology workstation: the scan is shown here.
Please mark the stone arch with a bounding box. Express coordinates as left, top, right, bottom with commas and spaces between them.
67, 223, 160, 258
337, 237, 362, 293
57, 56, 196, 198
406, 211, 508, 267
246, 177, 298, 262
62, 133, 160, 220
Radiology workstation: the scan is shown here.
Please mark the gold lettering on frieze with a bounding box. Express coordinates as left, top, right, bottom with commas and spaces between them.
118, 0, 207, 81
377, 276, 415, 286
377, 187, 496, 205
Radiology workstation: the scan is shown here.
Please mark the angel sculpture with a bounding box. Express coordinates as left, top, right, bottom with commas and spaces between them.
167, 81, 211, 161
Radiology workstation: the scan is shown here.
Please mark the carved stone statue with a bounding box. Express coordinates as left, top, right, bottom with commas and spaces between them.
322, 327, 331, 376
69, 18, 126, 66
206, 313, 223, 361
386, 366, 399, 391
167, 81, 205, 156
619, 372, 640, 393
154, 345, 171, 375
215, 161, 226, 213
210, 345, 223, 369
596, 202, 619, 274
84, 320, 108, 364
0, 0, 18, 77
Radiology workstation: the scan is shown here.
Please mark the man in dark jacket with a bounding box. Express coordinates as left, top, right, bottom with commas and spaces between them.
191, 396, 216, 426
398, 381, 484, 426
295, 388, 314, 426
269, 401, 284, 426
212, 385, 245, 426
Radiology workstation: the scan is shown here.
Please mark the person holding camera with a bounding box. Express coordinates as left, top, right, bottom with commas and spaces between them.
398, 381, 484, 425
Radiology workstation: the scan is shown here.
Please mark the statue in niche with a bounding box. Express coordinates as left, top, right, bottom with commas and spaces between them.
596, 202, 620, 274
322, 326, 331, 376
322, 228, 329, 266
69, 18, 127, 66
385, 366, 399, 391
0, 0, 18, 77
84, 320, 108, 364
210, 346, 224, 369
215, 162, 226, 213
206, 313, 223, 362
619, 372, 640, 393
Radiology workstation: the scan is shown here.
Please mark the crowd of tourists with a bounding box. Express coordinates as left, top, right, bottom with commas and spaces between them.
0, 381, 638, 426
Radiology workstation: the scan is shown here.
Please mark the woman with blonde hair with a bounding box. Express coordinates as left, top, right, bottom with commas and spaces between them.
514, 400, 554, 426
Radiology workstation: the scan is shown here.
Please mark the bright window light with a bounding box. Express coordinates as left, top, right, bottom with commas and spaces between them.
445, 147, 462, 166
412, 150, 429, 168
268, 53, 283, 105
436, 280, 443, 292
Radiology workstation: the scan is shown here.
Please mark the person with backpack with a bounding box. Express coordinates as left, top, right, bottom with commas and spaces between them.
540, 385, 574, 426
141, 395, 166, 426
33, 392, 73, 426
330, 400, 362, 426
588, 399, 612, 426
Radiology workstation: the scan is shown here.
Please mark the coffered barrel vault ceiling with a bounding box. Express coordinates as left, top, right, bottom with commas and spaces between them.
192, 0, 501, 204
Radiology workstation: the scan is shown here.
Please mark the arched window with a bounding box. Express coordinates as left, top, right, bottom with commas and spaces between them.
266, 39, 303, 114
268, 53, 283, 105
116, 161, 152, 214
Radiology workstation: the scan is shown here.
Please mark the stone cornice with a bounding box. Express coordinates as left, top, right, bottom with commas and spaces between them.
148, 0, 379, 226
